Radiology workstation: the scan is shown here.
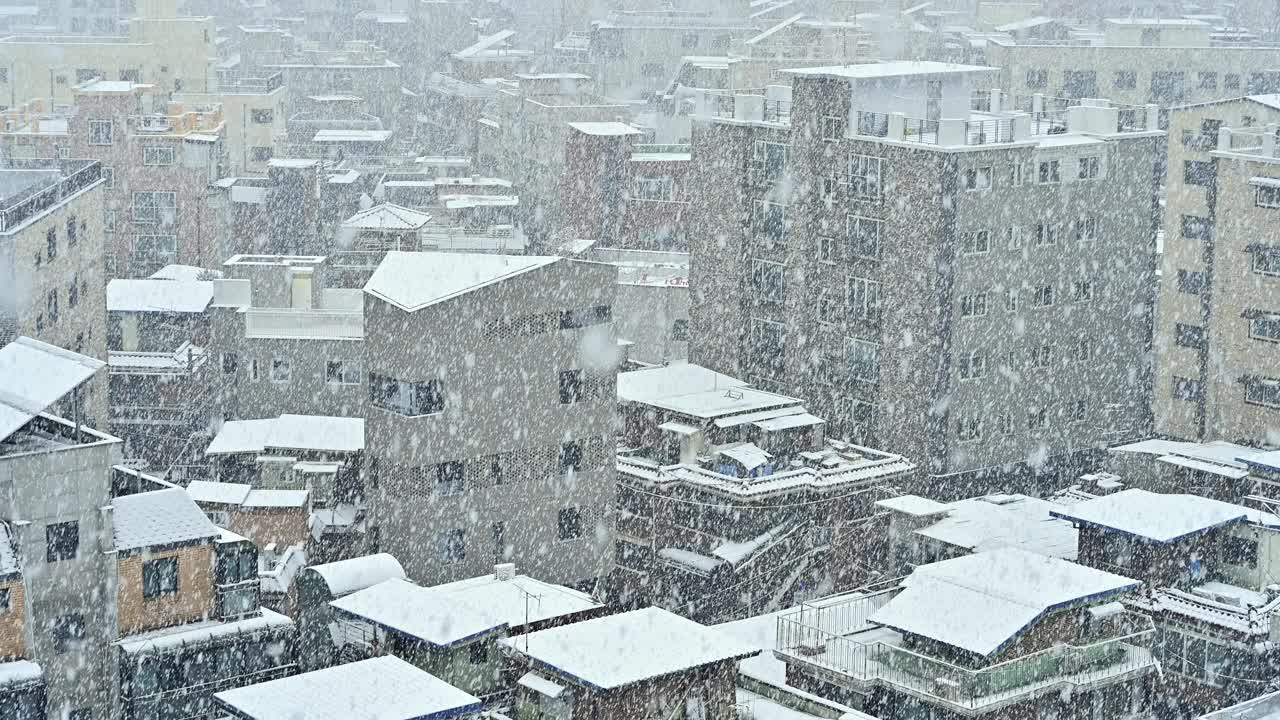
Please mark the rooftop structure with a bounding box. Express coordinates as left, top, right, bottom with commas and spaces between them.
1050, 489, 1250, 544
112, 487, 220, 552
205, 415, 364, 456
363, 251, 559, 312
0, 336, 104, 441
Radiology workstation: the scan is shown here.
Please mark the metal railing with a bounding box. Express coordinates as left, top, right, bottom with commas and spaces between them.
903, 117, 939, 143
108, 348, 208, 375
763, 100, 792, 124
1031, 111, 1068, 135
855, 111, 889, 137
965, 118, 1014, 145
0, 160, 101, 232
110, 405, 199, 426
243, 308, 363, 340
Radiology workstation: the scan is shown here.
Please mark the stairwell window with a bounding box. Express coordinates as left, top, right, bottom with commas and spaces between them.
848, 154, 883, 199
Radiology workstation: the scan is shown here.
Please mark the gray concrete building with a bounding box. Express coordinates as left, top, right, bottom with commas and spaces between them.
362, 251, 617, 588
688, 62, 1161, 490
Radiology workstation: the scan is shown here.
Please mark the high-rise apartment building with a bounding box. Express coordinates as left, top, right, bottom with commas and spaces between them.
690, 62, 1161, 488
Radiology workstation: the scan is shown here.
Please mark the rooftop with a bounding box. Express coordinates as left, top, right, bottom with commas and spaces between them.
1049, 489, 1249, 544
106, 279, 215, 314
568, 121, 644, 136
330, 578, 504, 647
0, 337, 104, 443
185, 480, 253, 506
781, 60, 998, 80
215, 656, 480, 720
112, 488, 219, 553
308, 553, 406, 597
869, 549, 1138, 656
617, 363, 802, 419
502, 607, 758, 690
204, 415, 364, 456
363, 251, 559, 312
341, 203, 433, 231
1199, 688, 1280, 720
915, 494, 1081, 560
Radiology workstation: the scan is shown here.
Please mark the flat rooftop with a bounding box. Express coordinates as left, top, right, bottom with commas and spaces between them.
782, 60, 998, 81
1050, 489, 1249, 544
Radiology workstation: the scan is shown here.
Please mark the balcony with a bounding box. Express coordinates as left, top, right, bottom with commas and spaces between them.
242, 308, 363, 340
0, 160, 101, 232
776, 595, 1157, 715
127, 106, 224, 137
108, 344, 208, 376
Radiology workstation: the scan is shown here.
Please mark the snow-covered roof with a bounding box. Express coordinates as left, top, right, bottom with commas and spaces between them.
119, 608, 294, 655
1247, 94, 1280, 111
341, 203, 433, 231
616, 363, 801, 419
204, 418, 275, 455
112, 488, 219, 553
454, 29, 515, 59
312, 129, 393, 143
0, 337, 104, 443
427, 572, 603, 627
744, 13, 805, 44
568, 121, 644, 136
185, 480, 253, 505
1050, 489, 1248, 544
363, 251, 559, 312
243, 489, 309, 508
215, 655, 480, 720
442, 194, 519, 209
753, 412, 823, 432
1104, 16, 1207, 25
719, 443, 772, 470
1240, 449, 1280, 472
205, 415, 364, 456
518, 671, 566, 698
782, 61, 997, 81
0, 523, 19, 578
150, 264, 221, 281
994, 16, 1056, 31
915, 494, 1080, 560
869, 548, 1138, 656
1200, 689, 1280, 720
107, 279, 215, 313
330, 578, 504, 647
501, 607, 759, 690
875, 494, 949, 517
0, 660, 42, 689
308, 553, 406, 596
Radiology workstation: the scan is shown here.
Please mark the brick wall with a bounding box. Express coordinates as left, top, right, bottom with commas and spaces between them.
0, 580, 25, 659
117, 544, 214, 635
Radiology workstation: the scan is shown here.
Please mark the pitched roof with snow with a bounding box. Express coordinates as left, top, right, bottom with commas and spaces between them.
501, 607, 759, 690
341, 203, 433, 231
215, 656, 480, 720
0, 337, 105, 443
1049, 489, 1248, 544
112, 488, 219, 553
421, 572, 602, 628
363, 251, 559, 312
331, 578, 504, 647
868, 548, 1137, 657
307, 553, 406, 597
915, 494, 1080, 560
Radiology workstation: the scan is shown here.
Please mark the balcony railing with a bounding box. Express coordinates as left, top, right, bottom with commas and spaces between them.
243, 308, 363, 340
762, 100, 791, 124
109, 405, 199, 427
108, 347, 208, 376
965, 118, 1014, 145
777, 606, 1156, 713
0, 160, 101, 232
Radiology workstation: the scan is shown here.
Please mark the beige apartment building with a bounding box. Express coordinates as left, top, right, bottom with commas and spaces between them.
176, 73, 288, 175
1154, 97, 1280, 444
1155, 121, 1280, 447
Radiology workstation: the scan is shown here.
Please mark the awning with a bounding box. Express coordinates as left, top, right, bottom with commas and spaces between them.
658, 421, 700, 436
1157, 454, 1250, 480
517, 672, 566, 699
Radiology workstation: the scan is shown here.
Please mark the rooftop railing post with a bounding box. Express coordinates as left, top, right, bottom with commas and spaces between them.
888, 112, 905, 141
1265, 123, 1278, 157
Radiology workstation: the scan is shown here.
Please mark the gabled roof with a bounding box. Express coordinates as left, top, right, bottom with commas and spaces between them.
331, 578, 504, 647
454, 29, 515, 59
112, 488, 219, 553
1049, 489, 1248, 544
0, 337, 104, 443
341, 203, 433, 231
363, 251, 559, 312
868, 549, 1137, 657
107, 279, 215, 313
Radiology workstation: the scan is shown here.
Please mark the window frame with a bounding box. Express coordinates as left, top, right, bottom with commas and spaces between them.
142, 556, 180, 600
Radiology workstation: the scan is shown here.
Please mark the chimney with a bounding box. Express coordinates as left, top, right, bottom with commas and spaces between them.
494, 562, 516, 581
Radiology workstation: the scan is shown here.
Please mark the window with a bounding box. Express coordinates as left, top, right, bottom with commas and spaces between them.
251, 146, 273, 162
558, 507, 583, 541
848, 215, 881, 258
560, 305, 612, 329
671, 319, 689, 341
1078, 156, 1100, 180
468, 641, 489, 665
1070, 399, 1086, 423
641, 63, 664, 78
752, 320, 786, 377
33, 250, 39, 269
1028, 407, 1047, 430
1244, 376, 1280, 408
960, 230, 989, 254
1009, 161, 1030, 187
1072, 280, 1094, 302
492, 521, 505, 560
142, 145, 176, 166
633, 176, 675, 201
754, 141, 790, 183
1008, 225, 1025, 249
221, 353, 238, 375
1038, 159, 1060, 184
53, 614, 85, 653
1198, 72, 1218, 90
964, 166, 991, 191
435, 461, 465, 496
251, 108, 274, 124
1172, 376, 1202, 401
104, 209, 116, 232
559, 369, 584, 404
46, 227, 57, 261
132, 191, 176, 225
848, 154, 883, 199
819, 236, 840, 263
956, 416, 981, 442
958, 351, 986, 380
369, 373, 445, 416
438, 529, 465, 564
822, 116, 846, 141
67, 216, 78, 247
45, 289, 57, 323
847, 338, 879, 381
142, 557, 179, 599
561, 440, 584, 472
1175, 323, 1206, 348
249, 359, 260, 382
324, 360, 361, 385
1034, 223, 1057, 246
1183, 161, 1214, 187
1249, 313, 1280, 342
46, 521, 79, 561
847, 276, 880, 319
1032, 285, 1054, 307
269, 358, 290, 383
1071, 339, 1090, 362
1026, 69, 1048, 88
1225, 73, 1241, 90
1176, 270, 1206, 294
995, 414, 1013, 436
1114, 71, 1136, 89
750, 260, 785, 305
1180, 215, 1211, 241
101, 167, 114, 189
1075, 217, 1097, 242
488, 456, 505, 486
1257, 185, 1280, 209
1225, 536, 1259, 568
1005, 289, 1018, 313
960, 292, 988, 318
1254, 246, 1280, 275
0, 588, 8, 614
68, 276, 78, 308
1030, 344, 1052, 368
88, 120, 113, 145
754, 201, 787, 247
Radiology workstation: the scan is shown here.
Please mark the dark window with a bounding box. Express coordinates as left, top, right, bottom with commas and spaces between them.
750, 261, 785, 305
438, 529, 465, 564
1183, 161, 1215, 187
1026, 69, 1048, 88
641, 63, 665, 78
69, 709, 92, 720
559, 369, 584, 405
560, 441, 584, 472
1225, 535, 1258, 568
251, 146, 273, 162
558, 507, 583, 540
1181, 215, 1211, 241
1062, 70, 1097, 98
1172, 376, 1202, 401
1175, 323, 1206, 348
671, 319, 689, 341
492, 521, 505, 561
1114, 71, 1136, 89
67, 216, 78, 246
435, 461, 465, 496
468, 641, 489, 664
0, 587, 9, 613
222, 353, 238, 374
33, 250, 41, 268
1176, 270, 1207, 294
142, 557, 179, 599
250, 109, 274, 123
1033, 285, 1054, 307
1257, 185, 1280, 209
1244, 377, 1280, 408
68, 276, 78, 308
1070, 399, 1086, 423
46, 228, 57, 260
1198, 72, 1218, 90
53, 614, 86, 653
369, 373, 445, 416
1027, 408, 1047, 430
46, 521, 78, 561
47, 289, 58, 323
1225, 73, 1241, 90
488, 455, 504, 485
560, 305, 612, 329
